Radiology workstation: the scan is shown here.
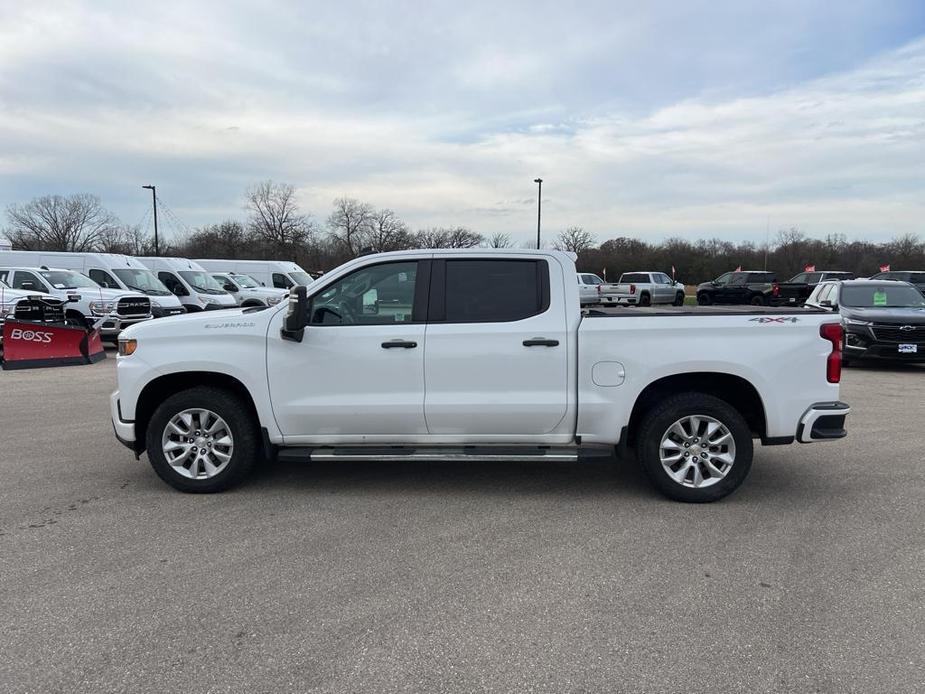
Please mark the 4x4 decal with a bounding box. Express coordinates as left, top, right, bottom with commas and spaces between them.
749, 316, 799, 323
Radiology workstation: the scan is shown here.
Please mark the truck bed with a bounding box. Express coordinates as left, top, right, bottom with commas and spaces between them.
585, 305, 827, 317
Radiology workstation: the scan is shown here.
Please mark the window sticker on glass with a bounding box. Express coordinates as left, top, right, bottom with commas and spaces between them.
394, 313, 405, 322
398, 273, 408, 282
54, 283, 66, 289
873, 290, 888, 306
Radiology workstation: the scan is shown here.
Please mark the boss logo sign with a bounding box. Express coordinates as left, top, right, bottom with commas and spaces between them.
10, 328, 53, 343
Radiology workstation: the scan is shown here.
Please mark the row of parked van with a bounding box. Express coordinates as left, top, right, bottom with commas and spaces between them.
0, 251, 314, 340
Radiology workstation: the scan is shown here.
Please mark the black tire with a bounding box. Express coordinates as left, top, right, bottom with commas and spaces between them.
639, 292, 651, 307
636, 392, 753, 503
145, 386, 259, 493
750, 294, 765, 306
697, 293, 712, 306
65, 310, 87, 328
673, 292, 685, 306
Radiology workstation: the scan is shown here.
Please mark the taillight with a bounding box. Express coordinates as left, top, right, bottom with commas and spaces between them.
820, 323, 842, 383
772, 281, 780, 297
629, 284, 636, 295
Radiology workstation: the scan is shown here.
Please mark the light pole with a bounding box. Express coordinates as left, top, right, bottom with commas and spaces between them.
142, 185, 159, 256
534, 178, 543, 249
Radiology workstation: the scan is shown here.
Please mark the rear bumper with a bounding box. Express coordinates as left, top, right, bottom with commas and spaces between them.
110, 391, 137, 448
797, 401, 850, 443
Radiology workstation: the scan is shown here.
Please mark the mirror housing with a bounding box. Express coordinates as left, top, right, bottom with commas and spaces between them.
281, 285, 308, 342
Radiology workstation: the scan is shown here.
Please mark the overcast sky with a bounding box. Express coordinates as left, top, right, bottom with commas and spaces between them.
1, 0, 924, 245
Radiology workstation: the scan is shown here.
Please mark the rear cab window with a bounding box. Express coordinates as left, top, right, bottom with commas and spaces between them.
432, 259, 549, 323
620, 273, 649, 284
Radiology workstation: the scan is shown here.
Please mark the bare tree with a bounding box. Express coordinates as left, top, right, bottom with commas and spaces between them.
327, 197, 374, 256
184, 220, 250, 258
554, 226, 596, 253
5, 194, 120, 251
246, 181, 314, 250
414, 226, 483, 248
486, 232, 513, 248
367, 208, 413, 253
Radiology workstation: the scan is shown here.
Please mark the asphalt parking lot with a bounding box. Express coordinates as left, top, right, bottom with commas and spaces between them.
1, 351, 923, 694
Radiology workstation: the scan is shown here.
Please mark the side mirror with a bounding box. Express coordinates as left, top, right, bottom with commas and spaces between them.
281, 285, 308, 343
67, 294, 80, 303
21, 281, 35, 290
819, 299, 833, 308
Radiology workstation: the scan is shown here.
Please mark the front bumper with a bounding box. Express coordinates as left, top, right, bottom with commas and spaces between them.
797, 401, 850, 443
110, 391, 137, 449
97, 315, 153, 337
844, 341, 925, 362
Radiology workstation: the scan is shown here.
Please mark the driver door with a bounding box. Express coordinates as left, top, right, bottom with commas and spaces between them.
266, 258, 429, 441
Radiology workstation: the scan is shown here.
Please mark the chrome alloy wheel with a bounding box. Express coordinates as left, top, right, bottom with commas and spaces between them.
161, 408, 234, 479
659, 414, 736, 488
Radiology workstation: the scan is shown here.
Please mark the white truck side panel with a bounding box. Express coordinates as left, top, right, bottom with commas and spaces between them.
576, 314, 839, 443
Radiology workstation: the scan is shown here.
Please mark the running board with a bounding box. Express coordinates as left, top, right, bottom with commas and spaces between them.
279, 446, 585, 463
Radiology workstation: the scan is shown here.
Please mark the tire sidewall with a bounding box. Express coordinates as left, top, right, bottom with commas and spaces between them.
637, 393, 754, 502
145, 387, 258, 493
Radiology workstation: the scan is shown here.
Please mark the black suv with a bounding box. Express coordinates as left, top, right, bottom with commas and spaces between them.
806, 279, 925, 364
868, 271, 925, 297
696, 271, 778, 306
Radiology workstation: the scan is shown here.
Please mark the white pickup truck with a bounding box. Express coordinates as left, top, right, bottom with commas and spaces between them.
610, 272, 686, 307
111, 249, 849, 502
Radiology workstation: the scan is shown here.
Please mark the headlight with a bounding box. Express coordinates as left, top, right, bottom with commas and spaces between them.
843, 318, 872, 327
89, 300, 116, 315
267, 295, 283, 305
118, 339, 137, 356
0, 302, 16, 317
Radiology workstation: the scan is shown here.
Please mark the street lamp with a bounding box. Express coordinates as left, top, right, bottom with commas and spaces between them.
141, 185, 159, 256
533, 178, 543, 249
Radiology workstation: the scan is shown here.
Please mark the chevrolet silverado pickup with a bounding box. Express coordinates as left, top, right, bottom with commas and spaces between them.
111, 249, 849, 503
610, 272, 686, 307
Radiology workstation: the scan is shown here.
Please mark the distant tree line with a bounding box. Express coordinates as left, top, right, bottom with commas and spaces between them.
4, 182, 922, 283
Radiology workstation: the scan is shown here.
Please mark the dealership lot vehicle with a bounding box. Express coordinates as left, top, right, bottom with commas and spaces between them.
577, 272, 605, 306
112, 249, 848, 502
610, 271, 685, 306
0, 266, 151, 339
137, 257, 237, 312
868, 270, 925, 296
0, 279, 67, 337
210, 272, 288, 307
806, 279, 925, 364
697, 270, 779, 306
0, 250, 185, 317
774, 270, 854, 306
195, 258, 315, 289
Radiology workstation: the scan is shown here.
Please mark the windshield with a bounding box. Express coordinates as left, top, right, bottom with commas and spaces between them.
179, 270, 226, 294
230, 273, 260, 288
289, 271, 313, 286
39, 270, 99, 289
841, 284, 925, 308
113, 268, 172, 295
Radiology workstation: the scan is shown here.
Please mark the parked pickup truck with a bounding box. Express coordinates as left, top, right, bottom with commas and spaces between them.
773, 271, 854, 306
111, 249, 849, 503
577, 273, 621, 307
609, 272, 686, 307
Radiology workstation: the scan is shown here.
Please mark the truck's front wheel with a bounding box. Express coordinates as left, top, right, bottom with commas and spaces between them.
145, 387, 259, 493
636, 393, 753, 502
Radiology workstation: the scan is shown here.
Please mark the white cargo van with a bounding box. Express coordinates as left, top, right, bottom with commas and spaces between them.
194, 259, 314, 289
0, 266, 152, 338
137, 257, 237, 312
0, 251, 185, 318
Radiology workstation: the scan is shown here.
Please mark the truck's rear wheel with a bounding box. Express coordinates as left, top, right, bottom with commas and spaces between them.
636, 392, 753, 502
145, 386, 259, 493
639, 292, 651, 307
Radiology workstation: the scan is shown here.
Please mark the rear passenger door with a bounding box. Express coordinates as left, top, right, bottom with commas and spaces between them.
423, 257, 569, 436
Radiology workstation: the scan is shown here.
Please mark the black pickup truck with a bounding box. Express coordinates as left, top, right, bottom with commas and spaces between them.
774, 271, 855, 306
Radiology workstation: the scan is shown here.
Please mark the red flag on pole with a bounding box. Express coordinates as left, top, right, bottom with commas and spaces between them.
671, 265, 676, 279
804, 264, 815, 272
734, 265, 742, 272
879, 264, 890, 272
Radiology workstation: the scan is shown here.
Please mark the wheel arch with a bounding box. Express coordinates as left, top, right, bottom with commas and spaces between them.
626, 372, 767, 446
134, 371, 262, 455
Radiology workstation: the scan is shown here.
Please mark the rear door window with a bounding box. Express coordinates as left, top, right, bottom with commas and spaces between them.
436, 259, 548, 323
